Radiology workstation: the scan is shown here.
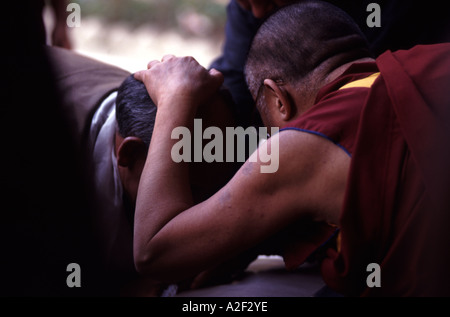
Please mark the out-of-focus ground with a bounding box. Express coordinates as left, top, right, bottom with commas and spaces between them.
43, 0, 227, 72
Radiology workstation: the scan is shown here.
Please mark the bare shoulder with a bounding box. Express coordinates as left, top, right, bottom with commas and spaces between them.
240, 129, 351, 184
232, 129, 351, 225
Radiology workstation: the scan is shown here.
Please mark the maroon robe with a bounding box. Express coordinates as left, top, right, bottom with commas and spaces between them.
281, 44, 450, 296
280, 62, 380, 271
321, 43, 450, 296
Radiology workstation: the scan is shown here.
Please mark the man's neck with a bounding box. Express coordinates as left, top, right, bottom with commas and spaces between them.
293, 57, 376, 119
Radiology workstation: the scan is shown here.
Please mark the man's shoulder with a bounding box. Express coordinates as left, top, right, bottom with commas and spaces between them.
376, 43, 450, 83
277, 128, 350, 157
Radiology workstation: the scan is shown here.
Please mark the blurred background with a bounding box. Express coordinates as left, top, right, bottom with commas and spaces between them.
43, 0, 228, 72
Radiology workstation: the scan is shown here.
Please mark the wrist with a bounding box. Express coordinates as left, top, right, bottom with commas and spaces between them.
157, 96, 198, 121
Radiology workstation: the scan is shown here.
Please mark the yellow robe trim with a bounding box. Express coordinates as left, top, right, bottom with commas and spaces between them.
339, 72, 380, 90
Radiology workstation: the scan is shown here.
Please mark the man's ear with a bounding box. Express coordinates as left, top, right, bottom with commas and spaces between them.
116, 136, 147, 168
263, 79, 294, 121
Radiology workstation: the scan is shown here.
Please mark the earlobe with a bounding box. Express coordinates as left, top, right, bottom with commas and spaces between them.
117, 136, 146, 168
263, 79, 293, 121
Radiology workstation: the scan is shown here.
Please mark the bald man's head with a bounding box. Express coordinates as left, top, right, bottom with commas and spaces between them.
245, 0, 371, 105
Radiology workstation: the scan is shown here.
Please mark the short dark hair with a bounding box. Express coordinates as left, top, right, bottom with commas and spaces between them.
245, 0, 370, 100
115, 75, 157, 148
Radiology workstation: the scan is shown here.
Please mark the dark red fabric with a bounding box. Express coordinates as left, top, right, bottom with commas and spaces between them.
280, 63, 380, 270
321, 44, 450, 296
282, 62, 379, 156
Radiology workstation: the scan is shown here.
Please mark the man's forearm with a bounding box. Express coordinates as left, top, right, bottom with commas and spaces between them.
134, 104, 195, 272
132, 55, 224, 274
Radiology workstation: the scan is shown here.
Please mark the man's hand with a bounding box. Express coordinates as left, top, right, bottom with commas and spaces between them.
134, 55, 224, 113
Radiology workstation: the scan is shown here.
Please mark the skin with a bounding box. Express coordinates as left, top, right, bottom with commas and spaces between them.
114, 90, 239, 205
131, 54, 374, 283
115, 133, 147, 203
113, 84, 246, 294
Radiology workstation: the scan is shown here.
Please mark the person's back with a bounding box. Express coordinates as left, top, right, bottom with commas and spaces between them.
46, 45, 131, 153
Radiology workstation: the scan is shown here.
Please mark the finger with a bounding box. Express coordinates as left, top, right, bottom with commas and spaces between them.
161, 54, 176, 62
133, 70, 145, 82
209, 68, 224, 87
147, 60, 160, 69
209, 68, 223, 78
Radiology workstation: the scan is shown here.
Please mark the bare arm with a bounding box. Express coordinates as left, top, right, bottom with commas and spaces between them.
133, 56, 350, 282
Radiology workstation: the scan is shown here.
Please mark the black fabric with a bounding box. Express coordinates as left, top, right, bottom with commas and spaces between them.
1, 1, 107, 296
